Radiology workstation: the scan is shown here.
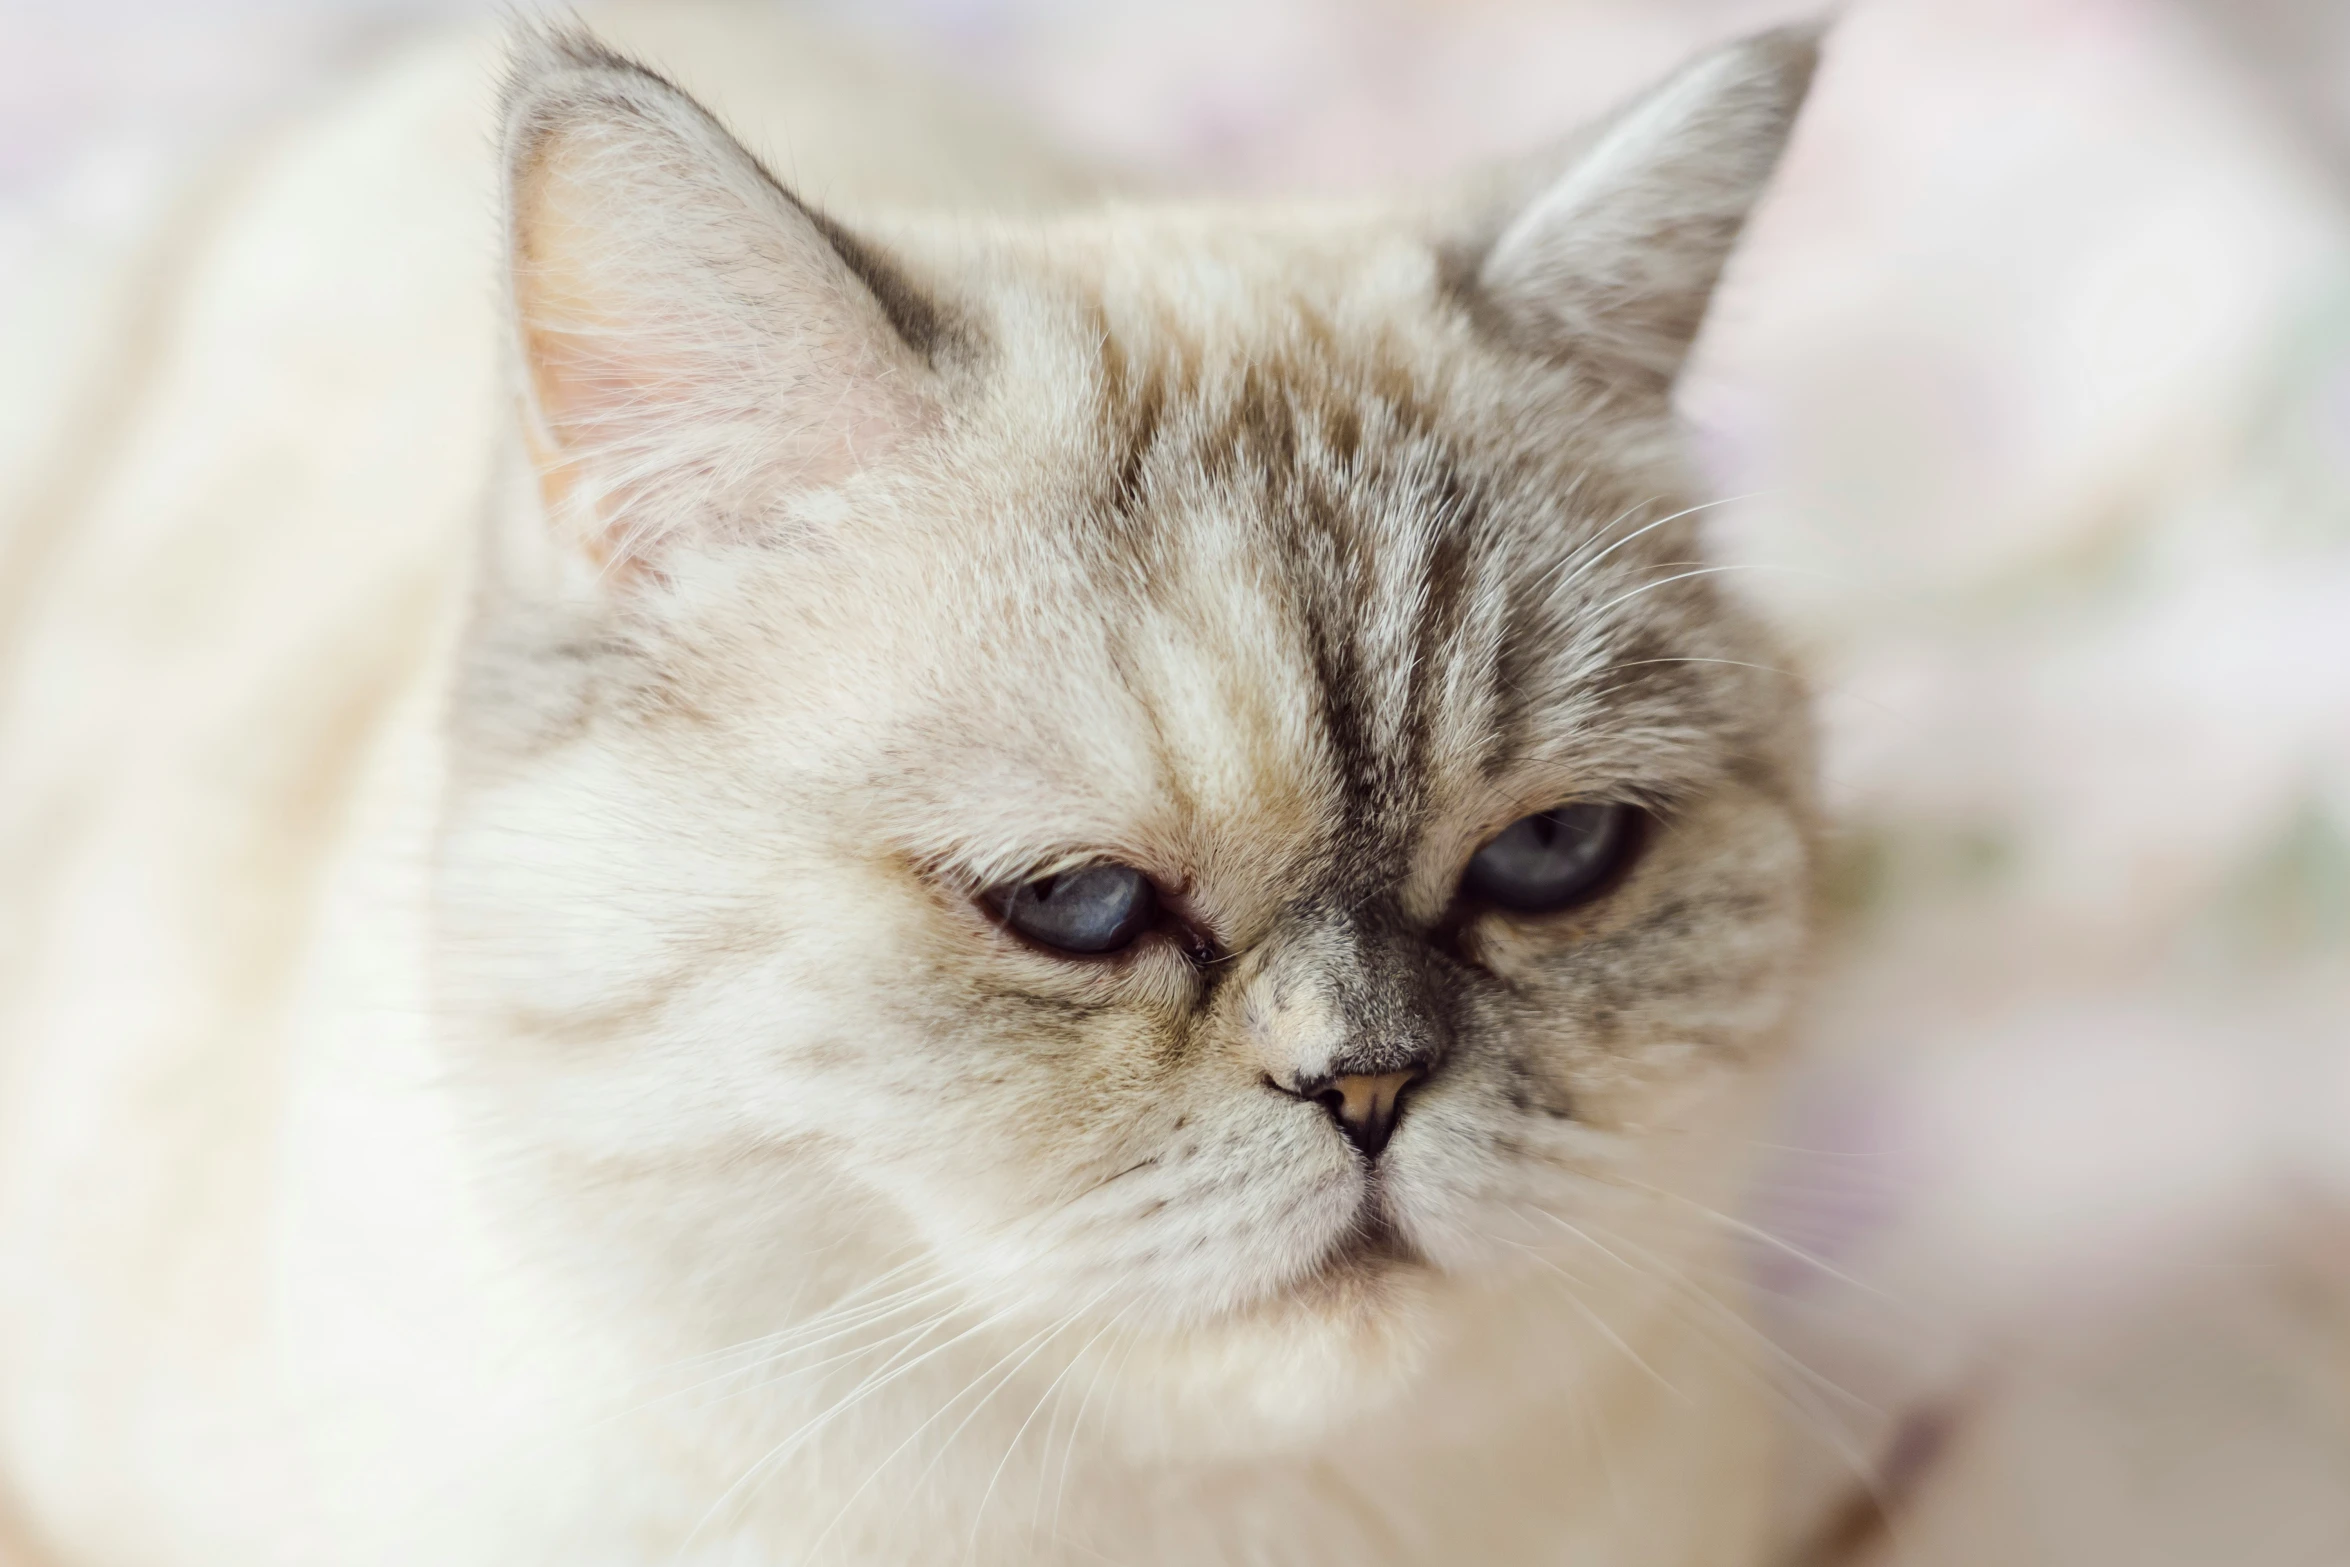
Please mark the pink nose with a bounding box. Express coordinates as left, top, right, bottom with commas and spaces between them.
1279, 1068, 1426, 1159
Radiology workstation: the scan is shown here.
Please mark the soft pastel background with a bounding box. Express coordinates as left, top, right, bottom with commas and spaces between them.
4, 0, 2346, 1560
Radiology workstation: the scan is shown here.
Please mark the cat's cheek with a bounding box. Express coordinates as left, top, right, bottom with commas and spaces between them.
1374, 1073, 1538, 1267
1082, 1110, 1363, 1314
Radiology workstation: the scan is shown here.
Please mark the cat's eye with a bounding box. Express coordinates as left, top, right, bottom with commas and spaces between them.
984, 864, 1159, 955
1461, 802, 1639, 913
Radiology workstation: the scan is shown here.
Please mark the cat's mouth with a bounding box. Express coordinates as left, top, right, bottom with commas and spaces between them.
1304, 1185, 1425, 1290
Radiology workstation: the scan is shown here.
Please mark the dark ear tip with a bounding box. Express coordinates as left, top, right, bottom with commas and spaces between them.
504, 18, 625, 86
1725, 17, 1832, 102
499, 19, 680, 126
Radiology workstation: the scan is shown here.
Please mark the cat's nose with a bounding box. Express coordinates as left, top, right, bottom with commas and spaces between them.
1277, 1067, 1427, 1160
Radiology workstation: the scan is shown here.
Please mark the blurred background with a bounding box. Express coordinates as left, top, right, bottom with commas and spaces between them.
4, 0, 2346, 1561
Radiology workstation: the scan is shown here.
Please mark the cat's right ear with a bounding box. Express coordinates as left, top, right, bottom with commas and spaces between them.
500, 28, 941, 580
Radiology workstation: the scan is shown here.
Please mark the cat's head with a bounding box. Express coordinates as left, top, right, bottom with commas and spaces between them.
438, 22, 1821, 1442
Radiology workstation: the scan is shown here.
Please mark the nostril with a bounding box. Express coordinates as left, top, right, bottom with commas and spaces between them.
1273, 1067, 1426, 1160
1311, 1085, 1360, 1147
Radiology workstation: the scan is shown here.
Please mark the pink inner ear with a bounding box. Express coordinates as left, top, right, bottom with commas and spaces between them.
509, 115, 933, 569
521, 321, 679, 449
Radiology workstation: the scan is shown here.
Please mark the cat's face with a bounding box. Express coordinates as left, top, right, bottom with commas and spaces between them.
440, 25, 1819, 1434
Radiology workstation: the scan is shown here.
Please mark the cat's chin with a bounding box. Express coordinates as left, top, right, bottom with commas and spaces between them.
1087, 1251, 1441, 1461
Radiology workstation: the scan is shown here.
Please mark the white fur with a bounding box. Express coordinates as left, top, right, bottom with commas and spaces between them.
0, 10, 1820, 1564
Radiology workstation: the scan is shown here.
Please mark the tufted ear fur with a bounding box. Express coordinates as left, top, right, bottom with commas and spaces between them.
1473, 23, 1821, 397
501, 28, 942, 576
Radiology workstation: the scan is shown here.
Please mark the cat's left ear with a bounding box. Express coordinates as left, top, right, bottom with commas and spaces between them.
500, 27, 944, 577
1464, 22, 1823, 397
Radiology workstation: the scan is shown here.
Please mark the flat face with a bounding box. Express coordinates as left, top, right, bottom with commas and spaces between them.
440, 213, 1816, 1432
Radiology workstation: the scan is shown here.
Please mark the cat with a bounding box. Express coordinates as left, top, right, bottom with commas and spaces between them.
0, 8, 1822, 1563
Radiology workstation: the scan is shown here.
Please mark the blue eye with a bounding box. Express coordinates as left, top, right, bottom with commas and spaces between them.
986, 864, 1159, 955
1462, 803, 1637, 913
